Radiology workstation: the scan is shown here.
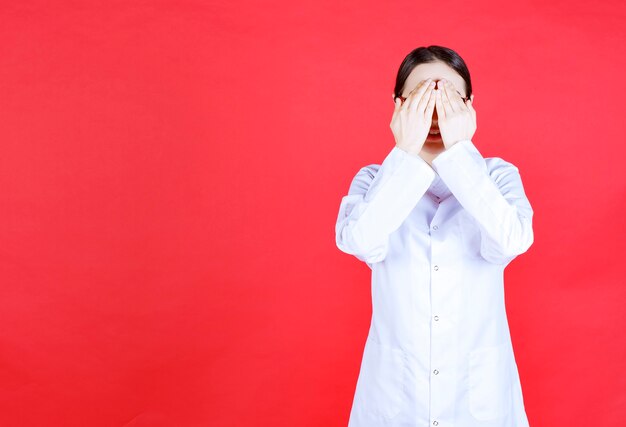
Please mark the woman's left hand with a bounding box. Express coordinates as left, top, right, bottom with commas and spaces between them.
435, 79, 477, 149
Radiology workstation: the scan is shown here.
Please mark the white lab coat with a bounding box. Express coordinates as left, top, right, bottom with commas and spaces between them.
335, 140, 534, 427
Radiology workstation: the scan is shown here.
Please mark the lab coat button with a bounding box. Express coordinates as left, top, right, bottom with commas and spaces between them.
433, 225, 438, 230
434, 265, 439, 271
433, 369, 439, 375
434, 315, 439, 321
433, 421, 439, 426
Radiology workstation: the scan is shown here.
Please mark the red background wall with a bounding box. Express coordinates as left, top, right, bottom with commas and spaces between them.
0, 1, 624, 426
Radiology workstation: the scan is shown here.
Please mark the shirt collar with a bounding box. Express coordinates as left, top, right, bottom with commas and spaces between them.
427, 172, 452, 202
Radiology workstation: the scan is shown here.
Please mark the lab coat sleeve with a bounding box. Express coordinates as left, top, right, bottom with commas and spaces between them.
335, 145, 436, 265
431, 139, 534, 265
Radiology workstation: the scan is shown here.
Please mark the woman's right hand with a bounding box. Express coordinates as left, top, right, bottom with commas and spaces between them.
390, 78, 437, 156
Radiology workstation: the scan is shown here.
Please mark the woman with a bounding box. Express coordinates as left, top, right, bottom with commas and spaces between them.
335, 45, 534, 427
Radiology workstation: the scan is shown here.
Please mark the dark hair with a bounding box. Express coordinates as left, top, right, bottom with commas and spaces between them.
393, 45, 472, 101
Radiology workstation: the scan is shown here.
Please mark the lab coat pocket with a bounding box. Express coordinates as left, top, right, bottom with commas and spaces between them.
355, 337, 407, 419
468, 344, 512, 420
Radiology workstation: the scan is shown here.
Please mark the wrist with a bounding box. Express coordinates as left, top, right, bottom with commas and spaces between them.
395, 143, 422, 158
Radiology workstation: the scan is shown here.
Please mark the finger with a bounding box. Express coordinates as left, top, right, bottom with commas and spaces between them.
417, 81, 436, 113
441, 84, 454, 117
399, 89, 413, 110
435, 89, 445, 120
401, 84, 420, 111
408, 79, 428, 96
441, 80, 457, 113
447, 80, 468, 113
410, 79, 434, 113
407, 79, 432, 112
404, 79, 426, 111
424, 86, 437, 120
448, 80, 469, 113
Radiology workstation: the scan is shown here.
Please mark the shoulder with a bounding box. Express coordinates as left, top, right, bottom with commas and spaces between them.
485, 156, 522, 181
347, 163, 380, 194
485, 155, 519, 171
484, 156, 530, 192
357, 163, 380, 179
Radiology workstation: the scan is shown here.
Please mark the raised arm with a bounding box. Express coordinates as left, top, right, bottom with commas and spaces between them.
335, 146, 436, 265
432, 139, 534, 265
